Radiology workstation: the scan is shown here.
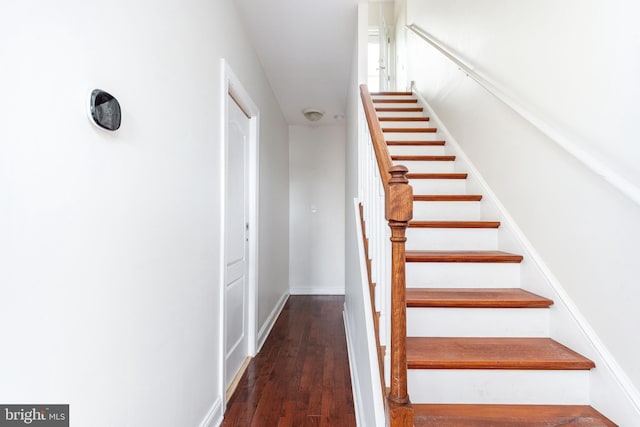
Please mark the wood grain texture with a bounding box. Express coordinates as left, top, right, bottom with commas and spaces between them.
406, 288, 553, 308
379, 117, 430, 121
409, 221, 500, 228
407, 337, 595, 370
386, 167, 414, 423
387, 140, 445, 146
392, 155, 455, 161
370, 91, 413, 96
360, 85, 393, 191
222, 296, 356, 427
383, 127, 437, 133
407, 173, 467, 179
414, 195, 482, 202
376, 107, 424, 112
373, 98, 418, 103
413, 404, 617, 426
405, 250, 523, 263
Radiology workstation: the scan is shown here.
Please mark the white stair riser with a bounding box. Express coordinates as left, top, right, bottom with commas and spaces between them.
408, 369, 590, 404
384, 132, 440, 141
371, 95, 414, 99
406, 262, 521, 288
413, 201, 481, 221
377, 111, 425, 118
393, 160, 454, 173
407, 307, 550, 337
388, 145, 445, 156
380, 121, 433, 129
374, 102, 420, 109
410, 179, 467, 194
406, 228, 498, 251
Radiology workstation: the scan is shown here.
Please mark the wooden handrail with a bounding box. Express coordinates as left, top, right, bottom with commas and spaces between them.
360, 84, 414, 426
360, 85, 393, 192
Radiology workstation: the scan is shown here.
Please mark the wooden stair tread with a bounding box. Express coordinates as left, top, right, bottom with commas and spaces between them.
370, 91, 412, 95
387, 140, 445, 146
379, 117, 430, 121
383, 127, 437, 133
407, 173, 468, 179
375, 107, 423, 112
372, 98, 418, 103
406, 288, 553, 308
409, 221, 500, 228
392, 155, 455, 161
406, 250, 523, 263
407, 337, 595, 370
414, 195, 482, 202
413, 404, 617, 426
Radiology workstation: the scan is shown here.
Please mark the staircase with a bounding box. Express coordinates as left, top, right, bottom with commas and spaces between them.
369, 91, 617, 426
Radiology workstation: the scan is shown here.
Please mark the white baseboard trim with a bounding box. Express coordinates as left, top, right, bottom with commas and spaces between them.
289, 286, 345, 295
343, 307, 365, 427
199, 397, 223, 427
256, 291, 289, 352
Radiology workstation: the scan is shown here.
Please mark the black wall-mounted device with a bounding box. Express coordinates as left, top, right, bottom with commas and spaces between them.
89, 89, 121, 131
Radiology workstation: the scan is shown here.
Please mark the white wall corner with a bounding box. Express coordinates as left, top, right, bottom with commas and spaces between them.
199, 398, 223, 427
256, 291, 289, 353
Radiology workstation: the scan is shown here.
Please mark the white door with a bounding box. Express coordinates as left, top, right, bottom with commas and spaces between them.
378, 18, 390, 91
224, 95, 250, 389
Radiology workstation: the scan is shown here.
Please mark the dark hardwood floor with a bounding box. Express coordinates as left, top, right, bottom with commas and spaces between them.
222, 295, 357, 427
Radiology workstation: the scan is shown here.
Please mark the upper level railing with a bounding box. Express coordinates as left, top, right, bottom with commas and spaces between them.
359, 84, 414, 426
406, 23, 640, 207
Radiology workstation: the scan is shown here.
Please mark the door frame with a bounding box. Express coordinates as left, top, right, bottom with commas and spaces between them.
219, 59, 259, 407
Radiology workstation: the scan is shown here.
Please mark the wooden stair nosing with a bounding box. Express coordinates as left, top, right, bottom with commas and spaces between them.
405, 250, 523, 263
392, 155, 455, 161
407, 337, 596, 370
372, 98, 418, 103
369, 91, 412, 96
413, 404, 617, 426
409, 220, 500, 228
387, 140, 445, 146
407, 173, 468, 180
375, 107, 423, 112
379, 117, 430, 122
406, 288, 553, 308
414, 195, 483, 202
383, 127, 437, 133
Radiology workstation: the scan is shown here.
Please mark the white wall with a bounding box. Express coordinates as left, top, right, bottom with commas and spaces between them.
343, 3, 386, 426
289, 125, 346, 295
0, 1, 288, 426
403, 0, 640, 397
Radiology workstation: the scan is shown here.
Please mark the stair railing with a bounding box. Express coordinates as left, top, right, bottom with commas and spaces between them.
405, 22, 640, 207
358, 84, 414, 426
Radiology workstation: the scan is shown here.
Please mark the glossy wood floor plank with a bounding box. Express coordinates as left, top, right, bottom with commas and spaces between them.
222, 295, 356, 427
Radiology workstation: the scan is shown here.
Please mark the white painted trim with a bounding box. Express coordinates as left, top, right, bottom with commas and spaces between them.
256, 291, 289, 352
343, 308, 366, 427
289, 287, 345, 295
414, 87, 640, 423
350, 198, 386, 426
198, 397, 223, 427
220, 59, 261, 415
406, 23, 640, 207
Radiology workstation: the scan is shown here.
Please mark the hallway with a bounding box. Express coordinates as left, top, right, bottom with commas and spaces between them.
222, 296, 357, 426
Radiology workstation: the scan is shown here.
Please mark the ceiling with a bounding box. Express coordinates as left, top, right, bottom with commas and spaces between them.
234, 0, 361, 126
